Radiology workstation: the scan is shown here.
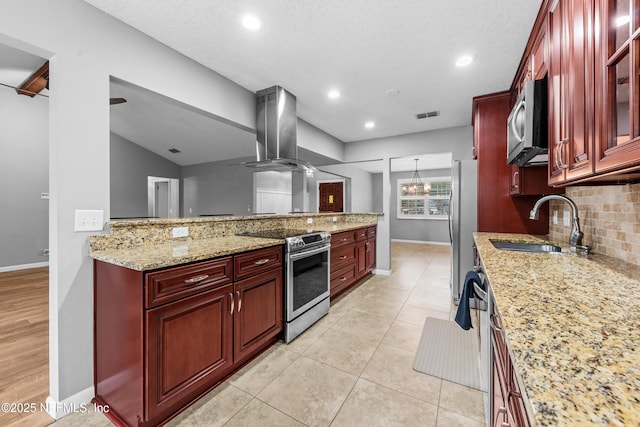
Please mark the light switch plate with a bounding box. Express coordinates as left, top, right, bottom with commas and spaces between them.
74, 210, 104, 232
553, 210, 558, 225
172, 227, 189, 238
563, 210, 570, 227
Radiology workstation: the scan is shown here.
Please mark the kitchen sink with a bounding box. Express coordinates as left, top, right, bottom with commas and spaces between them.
490, 240, 562, 253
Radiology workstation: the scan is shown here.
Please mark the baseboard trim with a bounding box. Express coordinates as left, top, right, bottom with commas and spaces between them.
373, 268, 392, 276
45, 387, 94, 420
391, 239, 451, 246
0, 261, 49, 273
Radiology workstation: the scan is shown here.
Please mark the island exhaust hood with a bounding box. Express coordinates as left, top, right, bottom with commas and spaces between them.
242, 85, 316, 173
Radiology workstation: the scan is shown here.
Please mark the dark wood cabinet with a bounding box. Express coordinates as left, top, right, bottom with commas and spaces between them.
94, 247, 283, 426
511, 0, 640, 186
548, 0, 595, 185
473, 92, 550, 234
509, 164, 564, 196
490, 304, 530, 427
594, 0, 640, 175
146, 285, 233, 421
329, 226, 375, 297
233, 268, 282, 366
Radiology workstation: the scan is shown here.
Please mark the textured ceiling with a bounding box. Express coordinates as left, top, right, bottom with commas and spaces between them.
83, 0, 542, 143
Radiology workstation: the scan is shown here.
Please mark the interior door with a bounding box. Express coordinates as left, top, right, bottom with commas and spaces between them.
318, 182, 344, 212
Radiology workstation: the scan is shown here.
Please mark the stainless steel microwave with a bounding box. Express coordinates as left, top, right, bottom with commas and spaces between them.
506, 77, 548, 166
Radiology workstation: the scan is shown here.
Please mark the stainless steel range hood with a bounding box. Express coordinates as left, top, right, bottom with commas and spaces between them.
242, 86, 316, 173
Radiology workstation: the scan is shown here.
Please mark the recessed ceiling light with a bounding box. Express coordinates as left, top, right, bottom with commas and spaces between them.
456, 55, 474, 67
616, 15, 631, 27
364, 121, 375, 129
242, 15, 261, 31
328, 89, 341, 99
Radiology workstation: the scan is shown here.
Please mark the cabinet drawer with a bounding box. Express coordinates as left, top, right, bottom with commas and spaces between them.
330, 244, 356, 270
355, 227, 368, 241
330, 263, 356, 296
145, 257, 233, 308
234, 246, 283, 281
331, 230, 356, 248
366, 226, 376, 239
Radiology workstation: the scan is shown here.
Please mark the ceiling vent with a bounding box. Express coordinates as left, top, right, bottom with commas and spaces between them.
416, 111, 440, 119
168, 148, 181, 153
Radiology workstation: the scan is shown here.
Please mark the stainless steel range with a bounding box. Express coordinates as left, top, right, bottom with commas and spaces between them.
240, 229, 331, 342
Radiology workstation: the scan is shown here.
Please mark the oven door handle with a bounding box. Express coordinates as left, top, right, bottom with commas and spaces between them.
289, 244, 330, 260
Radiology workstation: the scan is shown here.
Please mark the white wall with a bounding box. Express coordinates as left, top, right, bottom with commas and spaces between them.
0, 84, 49, 269
0, 0, 258, 413
343, 126, 473, 272
110, 133, 181, 218
298, 119, 345, 162
345, 125, 473, 162
314, 164, 376, 213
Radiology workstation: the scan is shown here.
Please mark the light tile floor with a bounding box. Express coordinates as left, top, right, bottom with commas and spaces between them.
52, 242, 485, 427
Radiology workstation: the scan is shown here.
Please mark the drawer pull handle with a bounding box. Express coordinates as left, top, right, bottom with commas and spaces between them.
339, 255, 347, 260
253, 259, 270, 265
236, 290, 242, 312
184, 274, 209, 284
229, 292, 234, 314
340, 277, 347, 282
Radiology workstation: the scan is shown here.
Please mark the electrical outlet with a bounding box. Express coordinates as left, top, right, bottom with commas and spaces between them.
332, 216, 337, 223
563, 210, 570, 227
307, 218, 313, 224
172, 227, 189, 238
74, 210, 104, 232
553, 210, 558, 225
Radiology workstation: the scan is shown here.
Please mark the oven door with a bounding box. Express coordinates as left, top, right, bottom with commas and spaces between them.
286, 244, 330, 321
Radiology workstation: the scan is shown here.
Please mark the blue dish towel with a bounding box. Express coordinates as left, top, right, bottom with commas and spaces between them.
454, 271, 483, 330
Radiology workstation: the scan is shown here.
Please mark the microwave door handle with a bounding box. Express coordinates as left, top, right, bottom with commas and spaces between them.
510, 99, 526, 143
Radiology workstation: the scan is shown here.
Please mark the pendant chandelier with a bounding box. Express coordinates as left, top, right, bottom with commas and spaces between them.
403, 159, 429, 196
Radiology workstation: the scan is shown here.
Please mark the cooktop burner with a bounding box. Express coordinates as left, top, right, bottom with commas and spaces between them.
239, 228, 318, 239
239, 228, 331, 252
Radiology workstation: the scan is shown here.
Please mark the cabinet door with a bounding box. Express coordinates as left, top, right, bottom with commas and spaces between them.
548, 0, 595, 185
365, 238, 376, 273
356, 240, 368, 279
146, 284, 233, 421
595, 0, 640, 173
233, 268, 283, 365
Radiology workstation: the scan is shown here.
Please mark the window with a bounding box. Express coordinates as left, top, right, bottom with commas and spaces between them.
397, 177, 451, 219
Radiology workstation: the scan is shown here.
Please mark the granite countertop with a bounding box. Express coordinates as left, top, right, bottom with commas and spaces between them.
89, 222, 377, 271
90, 235, 284, 271
474, 232, 640, 426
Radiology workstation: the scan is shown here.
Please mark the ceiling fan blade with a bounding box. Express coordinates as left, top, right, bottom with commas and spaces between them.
110, 97, 127, 105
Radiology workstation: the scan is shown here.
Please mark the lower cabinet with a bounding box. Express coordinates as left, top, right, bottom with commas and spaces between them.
330, 226, 376, 297
94, 246, 283, 426
490, 298, 530, 427
146, 285, 233, 421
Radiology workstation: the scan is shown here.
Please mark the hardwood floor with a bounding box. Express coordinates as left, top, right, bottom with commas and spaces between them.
0, 267, 53, 426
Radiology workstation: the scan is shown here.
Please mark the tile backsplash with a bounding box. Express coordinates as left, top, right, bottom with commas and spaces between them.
549, 183, 640, 265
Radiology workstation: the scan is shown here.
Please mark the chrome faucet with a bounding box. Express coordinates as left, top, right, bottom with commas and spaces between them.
529, 195, 586, 250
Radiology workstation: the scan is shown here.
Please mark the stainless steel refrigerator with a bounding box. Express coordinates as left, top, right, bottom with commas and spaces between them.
449, 160, 483, 309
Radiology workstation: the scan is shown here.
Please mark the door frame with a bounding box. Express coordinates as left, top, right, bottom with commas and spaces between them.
148, 176, 180, 218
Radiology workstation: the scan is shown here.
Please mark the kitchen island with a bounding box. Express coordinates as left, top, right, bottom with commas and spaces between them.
90, 212, 379, 270
474, 232, 640, 426
89, 213, 379, 426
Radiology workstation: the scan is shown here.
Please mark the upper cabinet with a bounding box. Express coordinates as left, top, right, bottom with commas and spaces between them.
595, 0, 640, 174
508, 0, 640, 186
548, 0, 595, 185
